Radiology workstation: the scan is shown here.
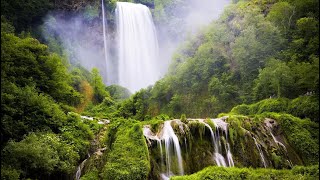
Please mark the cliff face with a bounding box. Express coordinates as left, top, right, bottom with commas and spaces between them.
144, 114, 317, 178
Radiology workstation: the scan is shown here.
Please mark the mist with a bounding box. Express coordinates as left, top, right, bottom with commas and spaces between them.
41, 11, 115, 84
156, 0, 231, 76
41, 0, 230, 90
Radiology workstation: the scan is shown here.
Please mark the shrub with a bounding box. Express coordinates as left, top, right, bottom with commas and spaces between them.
171, 165, 319, 180
2, 133, 79, 179
288, 95, 319, 122
101, 119, 150, 180
181, 114, 187, 124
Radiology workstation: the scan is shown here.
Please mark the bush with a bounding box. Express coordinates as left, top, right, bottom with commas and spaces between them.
101, 119, 150, 180
256, 98, 289, 114
1, 165, 21, 180
181, 114, 187, 124
2, 133, 79, 179
1, 83, 67, 142
60, 113, 94, 159
171, 165, 319, 180
288, 95, 319, 122
230, 104, 251, 115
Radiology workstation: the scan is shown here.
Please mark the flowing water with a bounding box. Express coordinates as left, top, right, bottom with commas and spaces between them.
162, 121, 184, 176
265, 119, 293, 167
210, 117, 234, 167
102, 0, 108, 71
197, 119, 227, 167
253, 136, 267, 167
116, 2, 160, 93
75, 158, 88, 180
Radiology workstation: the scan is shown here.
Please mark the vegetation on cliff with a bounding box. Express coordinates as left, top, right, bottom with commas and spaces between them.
1, 0, 318, 179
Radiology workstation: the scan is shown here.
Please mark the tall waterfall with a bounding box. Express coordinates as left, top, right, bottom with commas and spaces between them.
116, 2, 160, 93
102, 0, 108, 69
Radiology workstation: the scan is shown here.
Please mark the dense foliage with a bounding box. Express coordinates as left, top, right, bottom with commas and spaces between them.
171, 165, 319, 180
101, 119, 150, 179
117, 0, 319, 119
230, 96, 319, 121
1, 19, 111, 179
1, 0, 318, 179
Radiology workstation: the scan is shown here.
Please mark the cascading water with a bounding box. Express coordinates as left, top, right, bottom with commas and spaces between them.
143, 121, 184, 178
199, 118, 234, 167
75, 157, 88, 180
116, 2, 160, 93
253, 136, 267, 168
102, 0, 108, 70
143, 118, 235, 179
162, 121, 184, 176
143, 117, 300, 178
211, 118, 234, 167
265, 118, 293, 168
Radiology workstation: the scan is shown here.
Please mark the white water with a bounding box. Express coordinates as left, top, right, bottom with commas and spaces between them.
75, 158, 87, 180
80, 116, 94, 121
143, 126, 160, 144
102, 0, 108, 70
253, 137, 267, 168
265, 119, 287, 152
197, 119, 226, 166
265, 118, 293, 167
143, 118, 236, 179
116, 2, 160, 93
162, 121, 184, 176
210, 117, 234, 167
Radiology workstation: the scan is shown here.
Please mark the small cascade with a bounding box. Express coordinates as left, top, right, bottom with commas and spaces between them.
143, 117, 235, 178
75, 156, 88, 180
197, 119, 226, 167
214, 153, 227, 167
143, 126, 160, 145
143, 123, 184, 177
162, 121, 184, 176
265, 119, 286, 150
253, 136, 267, 168
210, 117, 234, 167
158, 139, 164, 168
264, 118, 293, 168
143, 126, 164, 169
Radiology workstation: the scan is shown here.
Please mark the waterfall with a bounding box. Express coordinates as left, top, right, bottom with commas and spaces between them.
199, 118, 234, 167
143, 122, 184, 178
211, 117, 234, 167
75, 158, 88, 180
116, 2, 160, 93
162, 121, 184, 176
253, 136, 267, 168
102, 0, 108, 71
265, 118, 293, 168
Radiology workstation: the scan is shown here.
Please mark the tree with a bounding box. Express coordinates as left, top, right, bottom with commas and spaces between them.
90, 68, 110, 104
254, 59, 294, 100
267, 2, 296, 35
2, 133, 79, 179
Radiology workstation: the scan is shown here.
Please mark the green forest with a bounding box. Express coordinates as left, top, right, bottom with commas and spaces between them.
1, 0, 319, 179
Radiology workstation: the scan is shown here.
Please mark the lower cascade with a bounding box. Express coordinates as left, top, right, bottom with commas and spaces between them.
143, 116, 301, 179
143, 117, 235, 179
